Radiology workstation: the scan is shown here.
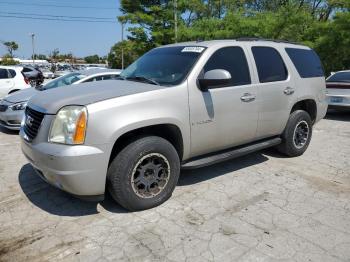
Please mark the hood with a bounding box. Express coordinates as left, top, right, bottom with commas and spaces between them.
4, 88, 39, 103
27, 80, 168, 114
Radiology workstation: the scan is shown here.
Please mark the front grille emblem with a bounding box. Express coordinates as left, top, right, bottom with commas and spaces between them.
26, 115, 34, 127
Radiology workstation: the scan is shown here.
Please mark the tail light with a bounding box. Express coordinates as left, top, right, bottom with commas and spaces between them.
326, 83, 350, 89
21, 72, 29, 84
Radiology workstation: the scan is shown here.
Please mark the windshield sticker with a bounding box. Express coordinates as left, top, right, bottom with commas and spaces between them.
181, 46, 205, 53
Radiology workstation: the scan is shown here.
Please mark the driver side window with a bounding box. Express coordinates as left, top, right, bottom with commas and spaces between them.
204, 47, 251, 86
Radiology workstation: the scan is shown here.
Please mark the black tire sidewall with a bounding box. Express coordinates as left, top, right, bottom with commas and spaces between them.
280, 110, 313, 157
108, 136, 180, 211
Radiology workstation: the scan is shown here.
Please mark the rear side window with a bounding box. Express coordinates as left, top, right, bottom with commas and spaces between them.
8, 69, 16, 78
285, 48, 324, 78
204, 46, 251, 86
22, 67, 32, 73
102, 75, 112, 80
0, 69, 8, 79
252, 47, 288, 83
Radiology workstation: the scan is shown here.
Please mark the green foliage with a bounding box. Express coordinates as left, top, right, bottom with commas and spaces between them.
108, 40, 139, 69
84, 55, 100, 64
34, 54, 47, 60
112, 0, 350, 74
0, 54, 19, 65
3, 41, 19, 58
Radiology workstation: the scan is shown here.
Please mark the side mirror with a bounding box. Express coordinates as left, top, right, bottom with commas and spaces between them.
198, 69, 231, 91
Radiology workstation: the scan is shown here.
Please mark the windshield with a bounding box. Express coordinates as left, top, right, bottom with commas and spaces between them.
120, 46, 206, 86
327, 72, 350, 83
42, 72, 86, 90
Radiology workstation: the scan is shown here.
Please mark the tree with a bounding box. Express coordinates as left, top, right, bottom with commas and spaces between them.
84, 54, 100, 64
3, 41, 18, 58
0, 54, 19, 65
34, 54, 47, 60
115, 0, 349, 74
108, 40, 139, 69
49, 48, 60, 62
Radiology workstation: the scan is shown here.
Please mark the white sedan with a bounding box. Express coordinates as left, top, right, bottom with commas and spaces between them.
0, 68, 121, 130
326, 70, 350, 110
0, 66, 31, 99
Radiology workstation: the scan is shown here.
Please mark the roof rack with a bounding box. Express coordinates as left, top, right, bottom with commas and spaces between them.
236, 37, 302, 46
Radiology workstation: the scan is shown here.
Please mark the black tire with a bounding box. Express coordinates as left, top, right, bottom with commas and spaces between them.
29, 79, 36, 87
277, 110, 312, 157
107, 136, 180, 211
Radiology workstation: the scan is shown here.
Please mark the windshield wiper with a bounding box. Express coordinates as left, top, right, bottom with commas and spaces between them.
126, 76, 160, 85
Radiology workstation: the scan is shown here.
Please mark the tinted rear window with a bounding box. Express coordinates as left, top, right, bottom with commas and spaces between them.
285, 48, 324, 78
8, 69, 16, 78
252, 47, 288, 83
327, 72, 350, 83
22, 67, 33, 72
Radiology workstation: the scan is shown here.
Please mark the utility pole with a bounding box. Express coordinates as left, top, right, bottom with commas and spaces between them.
121, 22, 124, 70
30, 33, 35, 65
174, 0, 178, 43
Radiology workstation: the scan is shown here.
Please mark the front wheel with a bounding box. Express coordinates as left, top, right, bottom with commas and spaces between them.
107, 136, 180, 211
277, 110, 312, 157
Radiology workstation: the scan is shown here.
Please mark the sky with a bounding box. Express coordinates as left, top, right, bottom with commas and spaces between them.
0, 0, 123, 59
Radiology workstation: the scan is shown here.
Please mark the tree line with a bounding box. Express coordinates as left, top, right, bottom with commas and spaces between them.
1, 42, 105, 65
108, 0, 350, 75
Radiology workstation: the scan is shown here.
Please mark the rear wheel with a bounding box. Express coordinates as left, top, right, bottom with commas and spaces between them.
29, 79, 37, 87
277, 110, 312, 157
107, 136, 180, 211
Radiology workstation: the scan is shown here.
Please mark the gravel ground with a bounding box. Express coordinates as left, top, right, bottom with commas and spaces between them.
0, 111, 349, 262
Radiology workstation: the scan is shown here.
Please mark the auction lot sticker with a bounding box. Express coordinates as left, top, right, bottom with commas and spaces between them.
181, 47, 205, 53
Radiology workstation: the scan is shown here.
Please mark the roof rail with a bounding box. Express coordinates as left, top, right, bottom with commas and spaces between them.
236, 37, 302, 46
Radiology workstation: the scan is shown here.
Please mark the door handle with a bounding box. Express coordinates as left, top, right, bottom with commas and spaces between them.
240, 93, 256, 102
284, 87, 295, 95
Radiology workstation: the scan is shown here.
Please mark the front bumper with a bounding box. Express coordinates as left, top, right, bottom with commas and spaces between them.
20, 133, 110, 199
0, 109, 23, 130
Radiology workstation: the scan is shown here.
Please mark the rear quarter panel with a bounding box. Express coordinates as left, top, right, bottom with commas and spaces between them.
280, 45, 327, 123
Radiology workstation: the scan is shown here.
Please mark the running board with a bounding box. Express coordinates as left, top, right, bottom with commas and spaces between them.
181, 137, 281, 169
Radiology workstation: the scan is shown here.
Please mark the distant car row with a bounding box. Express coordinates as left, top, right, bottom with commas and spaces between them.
0, 68, 121, 130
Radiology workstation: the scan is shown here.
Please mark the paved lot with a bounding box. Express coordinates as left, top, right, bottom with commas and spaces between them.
0, 111, 349, 262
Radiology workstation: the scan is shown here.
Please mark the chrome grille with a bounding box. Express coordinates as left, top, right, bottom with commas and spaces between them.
23, 107, 45, 141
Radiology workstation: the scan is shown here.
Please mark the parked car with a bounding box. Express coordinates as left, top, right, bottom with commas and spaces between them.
326, 70, 350, 110
0, 69, 121, 130
20, 39, 327, 211
0, 66, 31, 99
54, 70, 72, 78
22, 65, 44, 87
42, 69, 55, 79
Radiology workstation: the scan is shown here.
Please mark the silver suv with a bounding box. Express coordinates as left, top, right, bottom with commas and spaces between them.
20, 39, 327, 211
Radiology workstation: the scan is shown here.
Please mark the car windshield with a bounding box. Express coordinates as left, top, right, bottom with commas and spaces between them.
327, 72, 350, 83
41, 72, 86, 90
119, 46, 206, 86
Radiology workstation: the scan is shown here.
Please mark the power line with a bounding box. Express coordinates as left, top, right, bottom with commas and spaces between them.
0, 11, 116, 21
0, 15, 117, 23
0, 1, 116, 10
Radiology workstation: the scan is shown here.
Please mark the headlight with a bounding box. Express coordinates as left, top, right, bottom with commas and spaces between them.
9, 101, 27, 111
49, 106, 88, 145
